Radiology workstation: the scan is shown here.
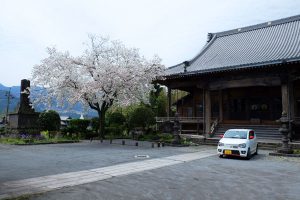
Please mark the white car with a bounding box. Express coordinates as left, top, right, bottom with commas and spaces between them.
217, 129, 258, 159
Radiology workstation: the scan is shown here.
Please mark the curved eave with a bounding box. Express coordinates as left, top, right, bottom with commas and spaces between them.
163, 58, 300, 80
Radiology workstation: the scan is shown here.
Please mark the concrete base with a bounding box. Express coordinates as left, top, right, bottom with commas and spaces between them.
8, 112, 40, 132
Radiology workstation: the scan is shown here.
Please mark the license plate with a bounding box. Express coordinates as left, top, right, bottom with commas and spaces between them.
224, 150, 232, 155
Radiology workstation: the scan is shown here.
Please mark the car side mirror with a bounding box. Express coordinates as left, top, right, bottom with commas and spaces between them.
219, 134, 224, 138
249, 135, 254, 139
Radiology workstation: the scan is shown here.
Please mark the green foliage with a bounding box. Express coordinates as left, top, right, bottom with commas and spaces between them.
128, 105, 155, 129
91, 117, 100, 132
69, 119, 90, 133
149, 84, 167, 117
105, 110, 127, 138
0, 136, 79, 145
107, 111, 126, 126
293, 149, 300, 154
136, 132, 174, 142
38, 110, 61, 131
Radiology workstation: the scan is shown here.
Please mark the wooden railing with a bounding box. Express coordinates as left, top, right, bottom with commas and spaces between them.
210, 118, 219, 136
156, 117, 204, 123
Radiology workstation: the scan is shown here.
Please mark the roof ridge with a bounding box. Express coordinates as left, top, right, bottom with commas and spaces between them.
214, 14, 300, 37
188, 33, 217, 65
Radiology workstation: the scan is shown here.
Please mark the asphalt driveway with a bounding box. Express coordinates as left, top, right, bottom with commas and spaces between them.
1, 141, 300, 200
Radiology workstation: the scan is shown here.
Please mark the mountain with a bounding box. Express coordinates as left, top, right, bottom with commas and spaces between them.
0, 83, 97, 118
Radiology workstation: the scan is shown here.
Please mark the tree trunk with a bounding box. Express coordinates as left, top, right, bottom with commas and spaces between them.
98, 109, 106, 139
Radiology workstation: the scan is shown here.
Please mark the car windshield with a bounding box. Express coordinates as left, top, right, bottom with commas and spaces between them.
224, 130, 248, 139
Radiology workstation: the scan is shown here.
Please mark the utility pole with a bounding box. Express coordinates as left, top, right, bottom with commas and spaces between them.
5, 88, 11, 124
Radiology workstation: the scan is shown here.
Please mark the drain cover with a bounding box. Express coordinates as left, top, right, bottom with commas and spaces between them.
134, 155, 150, 158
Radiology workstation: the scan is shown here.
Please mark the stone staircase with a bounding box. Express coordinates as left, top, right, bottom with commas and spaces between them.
213, 124, 281, 140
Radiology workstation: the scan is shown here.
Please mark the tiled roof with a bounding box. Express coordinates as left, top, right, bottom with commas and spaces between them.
166, 15, 300, 76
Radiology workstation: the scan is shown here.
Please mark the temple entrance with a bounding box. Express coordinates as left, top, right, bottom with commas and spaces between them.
222, 86, 281, 124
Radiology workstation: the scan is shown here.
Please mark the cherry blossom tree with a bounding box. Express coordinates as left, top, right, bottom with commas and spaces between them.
31, 35, 164, 138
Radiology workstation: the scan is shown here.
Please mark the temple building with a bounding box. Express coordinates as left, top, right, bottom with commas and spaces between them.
156, 15, 300, 140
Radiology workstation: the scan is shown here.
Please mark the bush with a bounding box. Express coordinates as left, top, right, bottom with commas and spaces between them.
38, 110, 61, 132
69, 119, 90, 138
128, 106, 155, 130
107, 111, 126, 126
91, 117, 100, 132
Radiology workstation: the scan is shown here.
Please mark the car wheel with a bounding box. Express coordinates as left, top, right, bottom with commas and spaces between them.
254, 145, 258, 155
246, 148, 251, 160
219, 155, 223, 158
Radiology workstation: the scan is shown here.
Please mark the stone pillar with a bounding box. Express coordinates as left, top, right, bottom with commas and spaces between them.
218, 90, 223, 122
167, 87, 172, 118
205, 89, 211, 136
19, 79, 34, 113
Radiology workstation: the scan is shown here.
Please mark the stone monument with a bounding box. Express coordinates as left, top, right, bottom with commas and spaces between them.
8, 79, 40, 132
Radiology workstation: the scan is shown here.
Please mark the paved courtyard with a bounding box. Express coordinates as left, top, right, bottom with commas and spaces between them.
1, 140, 300, 200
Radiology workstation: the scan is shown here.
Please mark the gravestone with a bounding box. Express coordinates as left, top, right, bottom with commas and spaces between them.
8, 79, 40, 132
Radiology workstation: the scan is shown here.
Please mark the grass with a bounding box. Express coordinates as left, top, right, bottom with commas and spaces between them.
293, 149, 300, 154
0, 137, 79, 145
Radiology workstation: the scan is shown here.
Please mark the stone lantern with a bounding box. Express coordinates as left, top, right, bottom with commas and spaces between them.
172, 112, 181, 144
277, 112, 293, 154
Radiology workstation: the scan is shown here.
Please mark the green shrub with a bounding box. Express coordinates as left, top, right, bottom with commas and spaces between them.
107, 111, 126, 125
38, 110, 61, 132
91, 117, 100, 132
128, 106, 155, 130
69, 119, 90, 138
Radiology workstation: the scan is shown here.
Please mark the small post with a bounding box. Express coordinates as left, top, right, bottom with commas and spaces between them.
122, 140, 125, 145
172, 112, 181, 145
162, 142, 165, 147
152, 143, 154, 148
135, 142, 138, 146
157, 142, 160, 148
110, 139, 112, 144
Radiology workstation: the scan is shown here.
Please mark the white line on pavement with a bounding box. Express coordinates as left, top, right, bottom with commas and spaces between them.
0, 150, 216, 199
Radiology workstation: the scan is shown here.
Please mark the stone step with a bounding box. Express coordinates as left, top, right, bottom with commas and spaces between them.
214, 123, 282, 140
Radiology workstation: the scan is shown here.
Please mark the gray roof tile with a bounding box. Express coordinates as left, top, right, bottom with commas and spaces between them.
166, 15, 300, 76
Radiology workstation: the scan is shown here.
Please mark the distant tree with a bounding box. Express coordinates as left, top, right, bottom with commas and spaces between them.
38, 110, 61, 131
32, 35, 164, 139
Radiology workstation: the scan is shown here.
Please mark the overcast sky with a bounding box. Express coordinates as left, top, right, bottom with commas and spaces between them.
0, 0, 299, 86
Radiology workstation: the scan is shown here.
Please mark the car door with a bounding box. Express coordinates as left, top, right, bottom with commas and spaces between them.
248, 130, 256, 153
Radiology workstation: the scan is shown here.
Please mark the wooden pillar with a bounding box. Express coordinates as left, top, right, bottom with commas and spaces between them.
218, 90, 223, 122
205, 89, 211, 136
289, 81, 295, 120
281, 83, 289, 115
167, 87, 172, 118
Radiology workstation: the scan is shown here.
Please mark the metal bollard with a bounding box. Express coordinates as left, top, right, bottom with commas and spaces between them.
110, 139, 112, 144
122, 140, 125, 145
152, 143, 154, 148
100, 139, 103, 143
162, 142, 165, 147
135, 142, 138, 146
157, 142, 160, 148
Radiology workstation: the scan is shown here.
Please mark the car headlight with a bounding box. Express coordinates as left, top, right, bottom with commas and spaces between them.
218, 142, 224, 146
238, 143, 246, 148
